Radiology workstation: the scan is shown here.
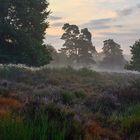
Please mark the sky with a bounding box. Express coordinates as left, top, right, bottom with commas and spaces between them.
45, 0, 140, 54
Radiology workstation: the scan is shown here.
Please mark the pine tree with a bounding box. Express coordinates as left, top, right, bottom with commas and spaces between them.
100, 39, 125, 69
78, 28, 96, 66
129, 40, 140, 71
0, 0, 51, 66
60, 23, 96, 67
60, 23, 80, 65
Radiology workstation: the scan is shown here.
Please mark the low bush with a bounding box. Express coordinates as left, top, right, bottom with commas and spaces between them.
84, 93, 120, 116
108, 104, 140, 139
61, 91, 76, 105
22, 101, 83, 140
0, 112, 66, 140
0, 87, 10, 97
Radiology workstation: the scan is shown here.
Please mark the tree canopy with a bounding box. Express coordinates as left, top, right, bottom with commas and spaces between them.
100, 39, 125, 69
0, 0, 51, 66
128, 40, 140, 71
60, 23, 96, 67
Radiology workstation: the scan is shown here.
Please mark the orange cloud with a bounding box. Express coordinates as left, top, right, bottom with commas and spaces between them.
46, 27, 64, 36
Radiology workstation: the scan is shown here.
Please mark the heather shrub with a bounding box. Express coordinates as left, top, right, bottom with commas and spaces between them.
22, 101, 83, 140
0, 87, 10, 97
85, 93, 120, 116
109, 104, 140, 139
61, 91, 76, 105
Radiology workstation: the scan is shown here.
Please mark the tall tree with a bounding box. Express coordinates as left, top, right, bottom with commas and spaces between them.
60, 23, 96, 67
100, 39, 125, 69
60, 23, 80, 65
78, 28, 96, 66
128, 40, 140, 71
0, 0, 51, 66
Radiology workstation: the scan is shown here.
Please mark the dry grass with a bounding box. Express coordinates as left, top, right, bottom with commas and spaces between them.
0, 97, 23, 118
84, 120, 121, 140
0, 108, 10, 118
0, 97, 23, 109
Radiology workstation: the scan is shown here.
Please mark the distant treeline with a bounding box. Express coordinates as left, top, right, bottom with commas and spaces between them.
48, 23, 140, 71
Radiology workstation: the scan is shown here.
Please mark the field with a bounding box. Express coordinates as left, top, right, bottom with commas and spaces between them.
0, 65, 140, 140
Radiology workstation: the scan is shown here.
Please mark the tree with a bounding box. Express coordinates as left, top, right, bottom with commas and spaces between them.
78, 28, 96, 66
0, 0, 52, 66
100, 39, 125, 69
60, 23, 80, 65
128, 40, 140, 71
60, 23, 96, 67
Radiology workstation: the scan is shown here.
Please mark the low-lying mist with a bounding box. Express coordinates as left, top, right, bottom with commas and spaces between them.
48, 63, 140, 75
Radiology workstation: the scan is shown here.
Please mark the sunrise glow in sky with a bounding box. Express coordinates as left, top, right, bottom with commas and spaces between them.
45, 0, 140, 54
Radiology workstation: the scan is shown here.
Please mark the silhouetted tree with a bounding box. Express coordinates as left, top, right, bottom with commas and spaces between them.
0, 0, 51, 66
78, 28, 96, 66
60, 23, 96, 67
100, 39, 125, 69
128, 40, 140, 71
60, 23, 80, 65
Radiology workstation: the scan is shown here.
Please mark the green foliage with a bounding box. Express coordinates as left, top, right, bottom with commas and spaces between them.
0, 114, 66, 140
128, 39, 140, 71
74, 91, 86, 99
131, 79, 140, 89
0, 0, 51, 66
85, 93, 119, 116
130, 79, 140, 92
109, 104, 140, 139
78, 68, 97, 77
62, 91, 76, 105
0, 65, 32, 80
23, 102, 83, 140
100, 39, 125, 69
0, 87, 10, 97
60, 23, 96, 67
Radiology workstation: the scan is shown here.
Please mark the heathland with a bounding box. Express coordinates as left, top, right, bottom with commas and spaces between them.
0, 65, 140, 140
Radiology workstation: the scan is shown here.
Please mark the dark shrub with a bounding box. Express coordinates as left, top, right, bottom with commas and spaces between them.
85, 92, 120, 115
